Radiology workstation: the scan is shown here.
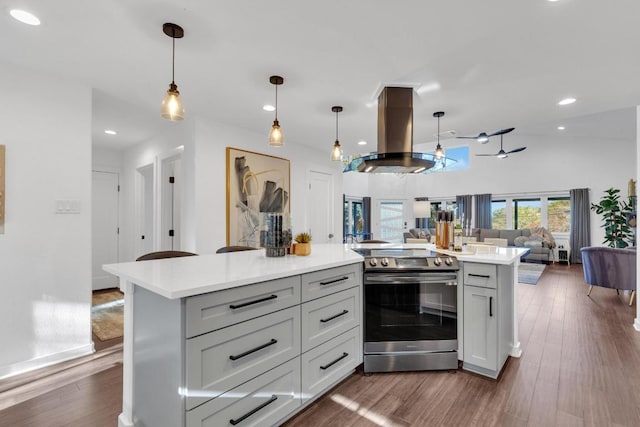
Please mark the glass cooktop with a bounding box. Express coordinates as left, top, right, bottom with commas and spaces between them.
352, 248, 442, 258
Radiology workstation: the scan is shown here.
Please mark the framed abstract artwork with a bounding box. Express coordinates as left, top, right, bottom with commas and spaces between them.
226, 147, 290, 246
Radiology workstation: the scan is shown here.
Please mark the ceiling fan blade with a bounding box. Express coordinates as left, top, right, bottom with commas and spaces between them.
488, 127, 515, 137
506, 146, 527, 154
475, 153, 498, 157
456, 136, 481, 139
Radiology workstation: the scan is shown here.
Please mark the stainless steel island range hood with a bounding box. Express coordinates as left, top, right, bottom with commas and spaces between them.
351, 86, 435, 174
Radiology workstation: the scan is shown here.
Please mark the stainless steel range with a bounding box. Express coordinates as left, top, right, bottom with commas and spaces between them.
354, 248, 461, 373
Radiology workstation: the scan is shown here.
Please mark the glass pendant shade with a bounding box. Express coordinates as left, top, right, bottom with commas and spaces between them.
434, 144, 444, 159
161, 83, 185, 121
269, 119, 283, 147
331, 140, 343, 161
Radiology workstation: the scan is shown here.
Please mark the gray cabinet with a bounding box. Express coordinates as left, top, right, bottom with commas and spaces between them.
462, 262, 513, 379
132, 262, 362, 427
463, 285, 497, 371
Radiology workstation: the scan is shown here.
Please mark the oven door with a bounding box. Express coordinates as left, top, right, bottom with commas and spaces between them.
364, 271, 458, 353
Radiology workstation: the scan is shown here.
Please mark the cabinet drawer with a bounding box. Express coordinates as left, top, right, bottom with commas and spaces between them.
187, 358, 301, 427
301, 263, 361, 302
463, 263, 497, 289
301, 286, 359, 352
186, 275, 301, 338
301, 327, 360, 404
186, 307, 300, 410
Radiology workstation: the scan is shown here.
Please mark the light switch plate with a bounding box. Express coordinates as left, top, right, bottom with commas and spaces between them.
55, 199, 81, 214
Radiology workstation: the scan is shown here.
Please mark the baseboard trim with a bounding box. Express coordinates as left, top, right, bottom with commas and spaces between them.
0, 343, 95, 380
118, 413, 134, 427
634, 318, 640, 332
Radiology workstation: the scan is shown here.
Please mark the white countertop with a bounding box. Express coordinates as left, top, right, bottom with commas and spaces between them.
103, 244, 363, 299
349, 242, 529, 265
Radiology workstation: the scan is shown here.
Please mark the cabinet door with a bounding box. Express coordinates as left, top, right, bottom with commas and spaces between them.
463, 285, 497, 371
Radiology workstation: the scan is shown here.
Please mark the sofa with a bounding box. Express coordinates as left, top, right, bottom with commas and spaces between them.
470, 227, 556, 263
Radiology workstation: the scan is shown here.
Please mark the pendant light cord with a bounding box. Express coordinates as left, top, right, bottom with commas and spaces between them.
171, 32, 176, 84
335, 110, 339, 141
274, 84, 278, 121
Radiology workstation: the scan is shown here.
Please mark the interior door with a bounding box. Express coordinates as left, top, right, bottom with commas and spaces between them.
161, 155, 182, 251
92, 170, 119, 290
308, 171, 334, 243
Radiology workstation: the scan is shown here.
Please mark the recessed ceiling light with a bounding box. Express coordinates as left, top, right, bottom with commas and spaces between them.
262, 104, 275, 112
558, 97, 576, 106
104, 130, 117, 135
548, 0, 560, 2
557, 126, 566, 130
358, 140, 367, 145
10, 9, 40, 26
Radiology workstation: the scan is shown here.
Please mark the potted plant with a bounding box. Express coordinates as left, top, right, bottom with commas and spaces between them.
591, 188, 633, 248
293, 232, 312, 256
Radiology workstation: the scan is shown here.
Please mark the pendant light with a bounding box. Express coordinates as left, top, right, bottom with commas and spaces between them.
160, 23, 185, 121
433, 111, 445, 159
330, 106, 343, 161
268, 75, 284, 147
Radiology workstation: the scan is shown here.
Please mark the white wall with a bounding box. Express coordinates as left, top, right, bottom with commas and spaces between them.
193, 119, 343, 254
92, 146, 122, 172
344, 130, 636, 246
0, 64, 93, 378
117, 116, 343, 258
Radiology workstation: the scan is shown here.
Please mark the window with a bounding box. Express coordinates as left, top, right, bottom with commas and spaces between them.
430, 201, 456, 226
344, 197, 367, 242
548, 197, 570, 232
491, 200, 507, 229
513, 199, 541, 229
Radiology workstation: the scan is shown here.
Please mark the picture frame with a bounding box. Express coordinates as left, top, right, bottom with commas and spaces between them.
226, 147, 290, 246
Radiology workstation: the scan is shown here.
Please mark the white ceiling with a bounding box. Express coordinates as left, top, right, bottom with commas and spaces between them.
2, 0, 639, 152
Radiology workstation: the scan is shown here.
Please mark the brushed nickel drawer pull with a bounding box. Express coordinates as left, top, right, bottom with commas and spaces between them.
468, 273, 491, 278
320, 309, 349, 323
229, 339, 277, 361
229, 394, 278, 425
320, 276, 349, 286
229, 294, 277, 310
320, 352, 349, 370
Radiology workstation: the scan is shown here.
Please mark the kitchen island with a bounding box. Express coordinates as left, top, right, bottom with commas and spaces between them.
104, 243, 527, 427
103, 245, 364, 427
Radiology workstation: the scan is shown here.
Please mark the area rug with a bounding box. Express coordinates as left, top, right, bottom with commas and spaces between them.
91, 289, 124, 341
518, 263, 546, 285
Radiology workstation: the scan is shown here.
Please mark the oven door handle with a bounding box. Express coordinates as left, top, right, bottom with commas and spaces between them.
365, 275, 458, 285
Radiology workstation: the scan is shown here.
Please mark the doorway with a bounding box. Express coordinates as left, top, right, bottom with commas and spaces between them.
377, 200, 409, 243
160, 155, 182, 250
91, 170, 119, 290
308, 171, 335, 243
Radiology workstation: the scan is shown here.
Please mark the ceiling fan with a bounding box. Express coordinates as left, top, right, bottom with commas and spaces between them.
457, 127, 514, 144
476, 128, 526, 159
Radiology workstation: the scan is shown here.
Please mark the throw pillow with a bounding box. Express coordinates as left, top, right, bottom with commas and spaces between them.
514, 236, 529, 247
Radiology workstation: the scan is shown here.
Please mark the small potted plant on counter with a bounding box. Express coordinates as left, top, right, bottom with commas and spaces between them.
293, 232, 312, 256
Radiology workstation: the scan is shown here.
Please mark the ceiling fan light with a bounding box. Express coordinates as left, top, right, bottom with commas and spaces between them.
160, 83, 185, 121
331, 140, 343, 161
269, 120, 283, 147
477, 134, 489, 143
497, 152, 508, 159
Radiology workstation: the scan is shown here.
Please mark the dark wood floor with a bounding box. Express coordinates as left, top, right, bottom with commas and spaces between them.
1, 264, 639, 426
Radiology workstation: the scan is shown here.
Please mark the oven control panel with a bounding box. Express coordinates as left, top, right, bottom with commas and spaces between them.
363, 256, 459, 271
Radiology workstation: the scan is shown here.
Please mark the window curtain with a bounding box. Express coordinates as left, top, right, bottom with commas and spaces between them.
474, 194, 492, 229
363, 197, 372, 240
456, 194, 473, 230
570, 188, 590, 264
